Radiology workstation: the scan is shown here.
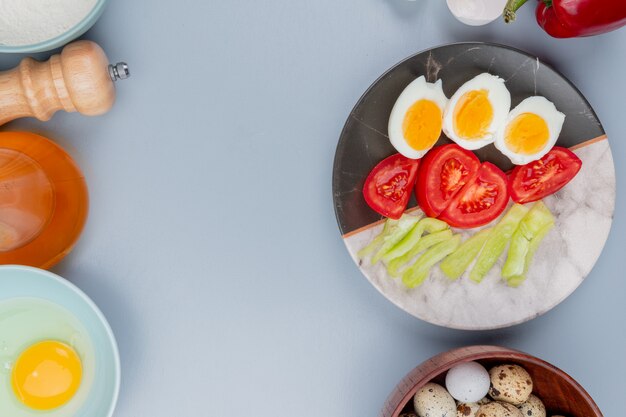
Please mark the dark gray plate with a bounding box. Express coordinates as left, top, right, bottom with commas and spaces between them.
333, 42, 604, 236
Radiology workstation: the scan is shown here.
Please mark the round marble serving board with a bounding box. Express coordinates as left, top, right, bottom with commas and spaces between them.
332, 43, 615, 330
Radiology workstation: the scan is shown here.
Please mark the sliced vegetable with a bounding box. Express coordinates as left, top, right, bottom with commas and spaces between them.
502, 202, 555, 279
357, 218, 398, 259
382, 217, 449, 262
387, 229, 454, 277
440, 227, 492, 280
415, 144, 481, 217
402, 235, 461, 288
363, 153, 420, 219
506, 222, 554, 287
371, 214, 421, 264
469, 204, 529, 283
508, 147, 582, 204
439, 162, 509, 229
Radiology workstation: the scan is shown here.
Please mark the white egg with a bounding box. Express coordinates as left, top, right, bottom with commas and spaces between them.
495, 96, 565, 165
388, 76, 448, 159
446, 0, 509, 26
443, 73, 511, 150
445, 361, 490, 403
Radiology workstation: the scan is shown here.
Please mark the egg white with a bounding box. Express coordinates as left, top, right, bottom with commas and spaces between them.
0, 298, 95, 417
388, 76, 448, 159
495, 96, 565, 165
442, 73, 511, 150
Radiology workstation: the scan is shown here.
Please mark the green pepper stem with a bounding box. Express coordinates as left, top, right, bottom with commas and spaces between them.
503, 0, 530, 23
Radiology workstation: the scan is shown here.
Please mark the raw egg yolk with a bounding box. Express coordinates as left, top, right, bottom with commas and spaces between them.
453, 89, 493, 139
402, 99, 442, 151
504, 113, 549, 155
11, 341, 82, 410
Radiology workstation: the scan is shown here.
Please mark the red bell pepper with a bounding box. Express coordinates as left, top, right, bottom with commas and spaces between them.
503, 0, 626, 38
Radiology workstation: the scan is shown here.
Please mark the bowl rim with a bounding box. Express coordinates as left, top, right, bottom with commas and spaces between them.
0, 0, 109, 54
0, 265, 121, 417
381, 345, 602, 417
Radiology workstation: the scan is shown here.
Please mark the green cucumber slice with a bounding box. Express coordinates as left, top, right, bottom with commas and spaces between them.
371, 214, 421, 264
506, 222, 554, 287
402, 235, 461, 289
469, 204, 529, 283
357, 218, 398, 258
387, 229, 454, 277
440, 228, 492, 280
502, 202, 555, 279
382, 217, 448, 262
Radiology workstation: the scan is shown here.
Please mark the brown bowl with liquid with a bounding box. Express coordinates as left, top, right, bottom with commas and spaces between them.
381, 346, 602, 417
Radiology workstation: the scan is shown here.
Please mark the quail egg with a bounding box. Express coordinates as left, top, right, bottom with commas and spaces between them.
443, 73, 511, 150
476, 401, 523, 417
446, 361, 491, 403
457, 401, 481, 416
414, 382, 456, 417
389, 76, 449, 159
488, 365, 533, 405
518, 394, 546, 417
494, 96, 565, 165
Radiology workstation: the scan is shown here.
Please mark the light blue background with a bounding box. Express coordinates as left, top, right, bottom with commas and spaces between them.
0, 1, 624, 415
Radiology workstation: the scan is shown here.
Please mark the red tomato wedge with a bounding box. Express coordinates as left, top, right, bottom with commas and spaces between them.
439, 162, 509, 229
415, 144, 481, 217
508, 147, 582, 204
363, 153, 420, 219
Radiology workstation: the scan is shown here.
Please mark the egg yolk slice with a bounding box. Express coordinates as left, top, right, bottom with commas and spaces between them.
11, 340, 82, 410
504, 112, 550, 155
453, 89, 494, 139
402, 99, 443, 151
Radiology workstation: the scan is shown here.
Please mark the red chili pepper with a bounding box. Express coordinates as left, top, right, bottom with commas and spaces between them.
503, 0, 626, 38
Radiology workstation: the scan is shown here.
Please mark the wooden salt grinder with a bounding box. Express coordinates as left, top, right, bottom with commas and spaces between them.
0, 40, 129, 126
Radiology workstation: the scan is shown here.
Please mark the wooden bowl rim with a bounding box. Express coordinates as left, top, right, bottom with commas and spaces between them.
382, 345, 602, 417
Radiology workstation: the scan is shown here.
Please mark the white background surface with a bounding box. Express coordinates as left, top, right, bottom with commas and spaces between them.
1, 0, 624, 415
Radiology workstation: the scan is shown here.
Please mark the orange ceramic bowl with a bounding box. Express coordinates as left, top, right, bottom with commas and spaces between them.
381, 346, 602, 417
0, 132, 88, 268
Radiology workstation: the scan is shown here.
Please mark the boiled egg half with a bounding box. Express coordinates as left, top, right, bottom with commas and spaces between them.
495, 96, 565, 165
388, 76, 448, 159
443, 73, 511, 150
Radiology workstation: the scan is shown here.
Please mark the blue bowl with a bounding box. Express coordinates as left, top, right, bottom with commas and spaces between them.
0, 266, 120, 417
0, 0, 108, 54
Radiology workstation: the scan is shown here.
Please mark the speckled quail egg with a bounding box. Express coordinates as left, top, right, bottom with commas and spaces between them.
476, 401, 523, 417
446, 361, 491, 403
488, 365, 533, 405
519, 394, 546, 417
388, 76, 449, 159
414, 382, 457, 417
494, 96, 565, 165
442, 73, 511, 150
457, 401, 481, 417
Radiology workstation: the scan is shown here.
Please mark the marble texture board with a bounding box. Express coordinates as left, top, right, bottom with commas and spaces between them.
333, 43, 615, 329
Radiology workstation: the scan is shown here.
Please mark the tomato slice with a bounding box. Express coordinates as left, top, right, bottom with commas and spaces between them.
363, 153, 420, 219
439, 162, 509, 228
415, 144, 481, 217
509, 147, 582, 204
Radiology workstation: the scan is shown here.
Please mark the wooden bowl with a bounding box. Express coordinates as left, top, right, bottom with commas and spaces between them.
381, 346, 602, 417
